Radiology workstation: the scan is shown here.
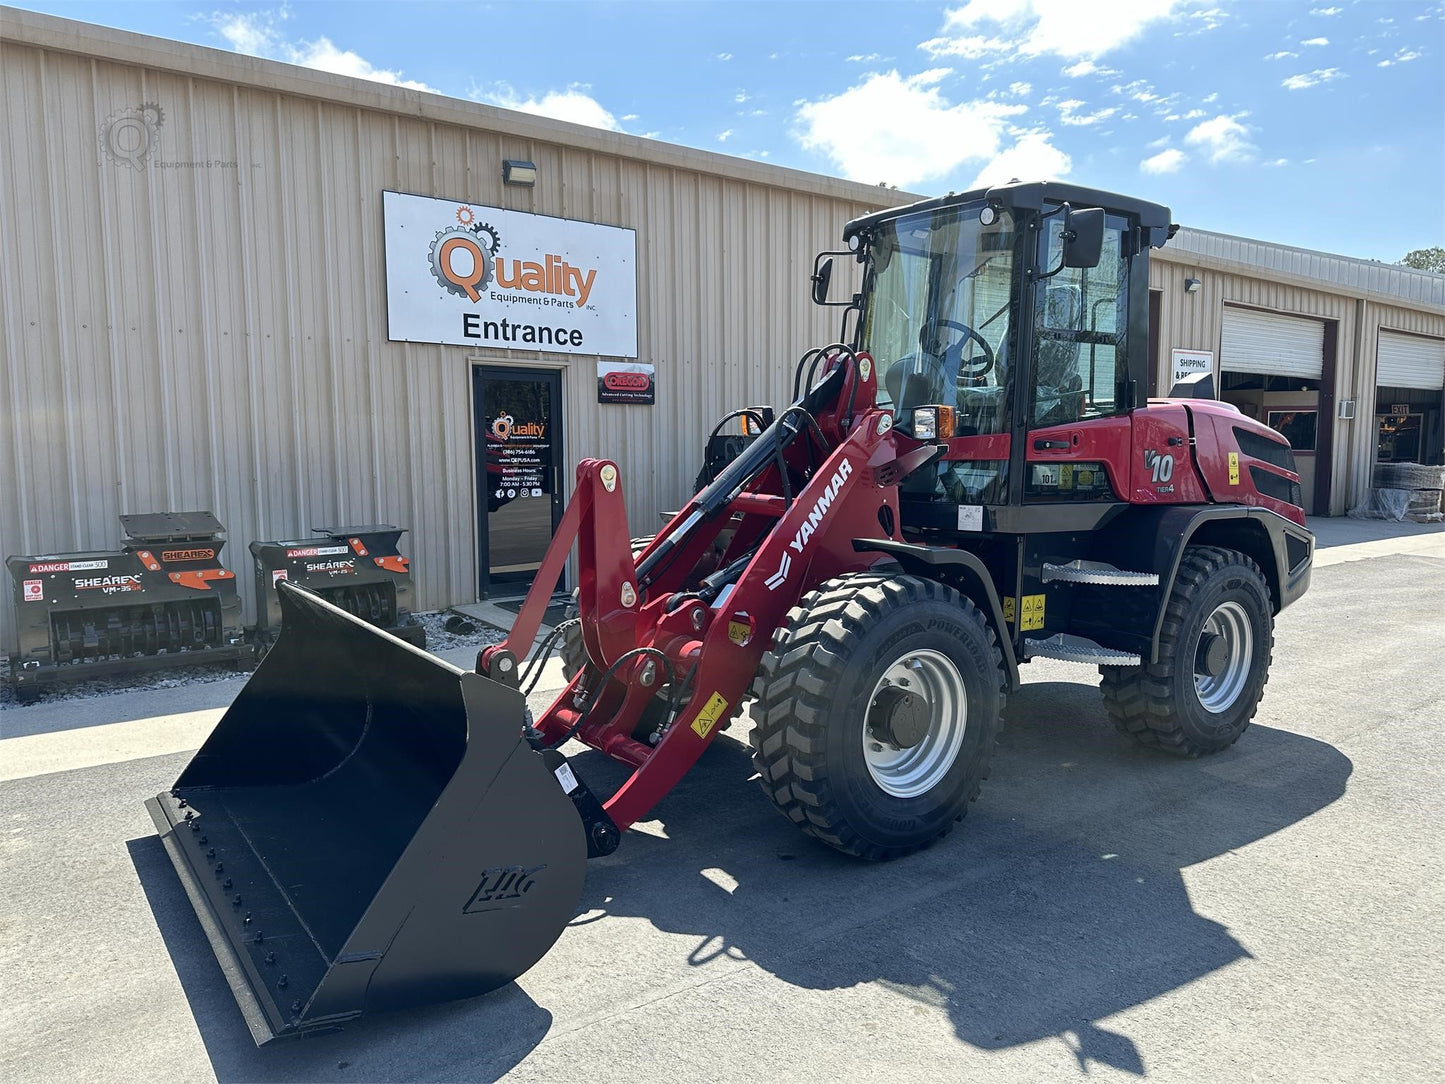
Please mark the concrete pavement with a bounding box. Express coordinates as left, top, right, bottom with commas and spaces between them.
2, 518, 1442, 1082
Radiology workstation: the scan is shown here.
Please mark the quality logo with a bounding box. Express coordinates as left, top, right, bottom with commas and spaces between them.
429, 206, 597, 307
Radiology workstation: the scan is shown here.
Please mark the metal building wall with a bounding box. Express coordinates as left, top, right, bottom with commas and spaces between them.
1150, 252, 1445, 513
0, 14, 901, 652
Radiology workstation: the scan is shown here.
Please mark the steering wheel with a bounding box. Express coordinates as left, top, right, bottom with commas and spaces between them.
932, 319, 995, 378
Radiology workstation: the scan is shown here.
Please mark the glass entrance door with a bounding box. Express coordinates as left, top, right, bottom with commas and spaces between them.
472, 366, 564, 597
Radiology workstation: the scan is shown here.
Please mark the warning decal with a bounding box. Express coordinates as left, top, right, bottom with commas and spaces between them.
690, 692, 731, 739
23, 579, 43, 602
1228, 451, 1240, 486
1021, 593, 1046, 632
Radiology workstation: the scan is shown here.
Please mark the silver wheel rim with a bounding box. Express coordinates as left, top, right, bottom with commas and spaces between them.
1193, 601, 1253, 713
862, 649, 967, 799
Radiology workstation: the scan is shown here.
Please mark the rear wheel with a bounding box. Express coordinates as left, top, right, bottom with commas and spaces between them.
749, 573, 1005, 860
1100, 545, 1273, 756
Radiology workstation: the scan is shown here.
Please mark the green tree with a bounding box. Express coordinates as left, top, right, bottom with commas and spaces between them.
1399, 247, 1445, 273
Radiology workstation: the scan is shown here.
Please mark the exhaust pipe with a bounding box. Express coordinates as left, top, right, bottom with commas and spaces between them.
146, 581, 585, 1044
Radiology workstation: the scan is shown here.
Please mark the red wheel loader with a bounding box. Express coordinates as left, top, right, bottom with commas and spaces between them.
147, 181, 1313, 1044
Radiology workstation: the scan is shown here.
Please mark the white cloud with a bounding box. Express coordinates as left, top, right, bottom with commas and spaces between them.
1057, 99, 1117, 126
1141, 147, 1186, 174
1184, 114, 1256, 163
475, 85, 624, 131
847, 52, 884, 63
923, 0, 1184, 61
970, 129, 1071, 186
1300, 36, 1330, 46
1310, 6, 1342, 14
1263, 157, 1289, 167
1007, 81, 1033, 96
1202, 91, 1219, 103
202, 9, 436, 92
1264, 50, 1300, 60
1061, 58, 1120, 77
717, 129, 734, 142
621, 113, 639, 122
1378, 48, 1424, 66
734, 91, 749, 104
795, 68, 1043, 187
1146, 134, 1172, 149
1282, 67, 1345, 89
715, 52, 733, 61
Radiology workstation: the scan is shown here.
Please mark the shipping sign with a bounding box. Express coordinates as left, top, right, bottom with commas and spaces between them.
384, 191, 638, 358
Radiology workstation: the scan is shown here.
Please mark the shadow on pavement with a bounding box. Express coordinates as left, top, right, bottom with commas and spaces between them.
569, 679, 1352, 1076
128, 835, 553, 1083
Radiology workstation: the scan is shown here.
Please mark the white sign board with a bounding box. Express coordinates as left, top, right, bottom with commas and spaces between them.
1170, 348, 1214, 388
384, 191, 637, 358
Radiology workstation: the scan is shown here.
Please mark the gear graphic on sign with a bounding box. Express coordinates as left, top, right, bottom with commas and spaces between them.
456, 205, 474, 226
98, 103, 163, 169
469, 221, 501, 254
428, 226, 495, 299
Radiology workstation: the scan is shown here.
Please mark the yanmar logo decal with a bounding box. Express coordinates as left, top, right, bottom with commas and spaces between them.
765, 458, 854, 591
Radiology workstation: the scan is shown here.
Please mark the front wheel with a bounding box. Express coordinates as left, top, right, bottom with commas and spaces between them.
1100, 545, 1274, 756
750, 573, 1006, 860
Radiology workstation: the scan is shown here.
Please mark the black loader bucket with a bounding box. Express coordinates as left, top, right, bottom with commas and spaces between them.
146, 581, 585, 1045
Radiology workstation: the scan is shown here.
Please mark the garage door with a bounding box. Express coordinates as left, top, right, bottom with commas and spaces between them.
1221, 306, 1324, 378
1377, 330, 1445, 390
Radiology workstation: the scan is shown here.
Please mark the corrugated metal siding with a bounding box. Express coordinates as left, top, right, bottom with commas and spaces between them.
1376, 330, 1445, 390
0, 39, 887, 651
1149, 256, 1445, 511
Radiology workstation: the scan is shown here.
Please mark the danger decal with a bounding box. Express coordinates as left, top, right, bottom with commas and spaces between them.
28, 559, 108, 574
285, 545, 351, 558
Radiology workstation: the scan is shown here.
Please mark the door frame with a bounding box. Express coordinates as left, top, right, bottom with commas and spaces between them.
471, 362, 566, 599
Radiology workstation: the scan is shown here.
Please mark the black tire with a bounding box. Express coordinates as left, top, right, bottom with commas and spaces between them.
1100, 545, 1273, 757
749, 573, 1006, 861
560, 536, 654, 679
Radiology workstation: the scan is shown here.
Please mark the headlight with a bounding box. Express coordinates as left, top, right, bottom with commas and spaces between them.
913, 407, 937, 440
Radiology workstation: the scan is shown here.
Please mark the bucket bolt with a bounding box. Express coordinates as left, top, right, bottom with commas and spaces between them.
222, 878, 233, 890
243, 912, 252, 925
290, 1000, 302, 1015
214, 863, 224, 875
265, 952, 276, 965
254, 931, 264, 944
232, 895, 242, 907
278, 976, 289, 990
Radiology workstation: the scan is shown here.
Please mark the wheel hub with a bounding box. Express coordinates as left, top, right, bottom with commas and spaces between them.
862, 650, 968, 799
868, 686, 931, 749
1196, 631, 1228, 678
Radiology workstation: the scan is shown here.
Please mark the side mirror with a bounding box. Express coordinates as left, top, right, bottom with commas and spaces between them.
1062, 207, 1105, 269
811, 256, 834, 306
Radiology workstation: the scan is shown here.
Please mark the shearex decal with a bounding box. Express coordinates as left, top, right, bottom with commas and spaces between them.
161, 548, 215, 562
75, 575, 143, 594
765, 458, 854, 591
305, 560, 356, 576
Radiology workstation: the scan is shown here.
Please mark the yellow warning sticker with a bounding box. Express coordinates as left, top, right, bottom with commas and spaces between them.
1021, 593, 1046, 631
1059, 463, 1074, 490
1228, 451, 1240, 486
726, 620, 751, 646
691, 692, 730, 739
1003, 596, 1016, 623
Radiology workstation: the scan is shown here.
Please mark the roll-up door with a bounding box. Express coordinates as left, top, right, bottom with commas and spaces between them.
1221, 306, 1324, 378
1377, 330, 1445, 390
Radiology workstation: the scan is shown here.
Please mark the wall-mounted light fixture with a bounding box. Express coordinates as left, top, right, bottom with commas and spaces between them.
1184, 277, 1202, 294
502, 159, 537, 187
1338, 399, 1356, 420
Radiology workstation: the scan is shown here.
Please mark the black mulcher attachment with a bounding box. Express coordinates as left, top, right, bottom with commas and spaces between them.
248, 524, 425, 657
146, 582, 586, 1044
5, 511, 251, 700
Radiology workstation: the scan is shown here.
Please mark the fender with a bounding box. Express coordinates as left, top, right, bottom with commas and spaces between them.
1085, 504, 1313, 664
851, 538, 1020, 690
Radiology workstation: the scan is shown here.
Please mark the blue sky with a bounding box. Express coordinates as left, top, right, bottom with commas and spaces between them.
14, 0, 1445, 261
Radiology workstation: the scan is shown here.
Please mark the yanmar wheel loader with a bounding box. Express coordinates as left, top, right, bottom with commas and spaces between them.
147, 181, 1313, 1044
